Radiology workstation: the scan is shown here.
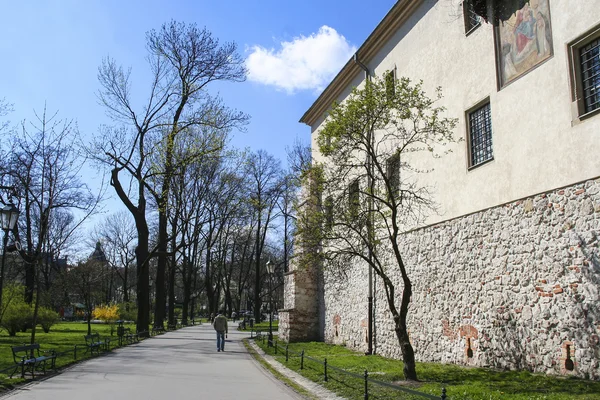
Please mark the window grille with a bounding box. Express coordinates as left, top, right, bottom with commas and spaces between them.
385, 69, 396, 100
468, 102, 493, 167
580, 37, 600, 113
463, 0, 481, 35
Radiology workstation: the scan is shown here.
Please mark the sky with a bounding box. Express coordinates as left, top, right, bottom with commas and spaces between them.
0, 0, 396, 235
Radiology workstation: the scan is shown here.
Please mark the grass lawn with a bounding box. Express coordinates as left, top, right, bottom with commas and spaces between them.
250, 320, 279, 331
234, 319, 278, 332
254, 339, 600, 400
0, 321, 139, 389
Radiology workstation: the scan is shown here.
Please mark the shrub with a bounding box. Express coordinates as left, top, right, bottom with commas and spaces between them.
1, 301, 33, 336
37, 307, 59, 333
93, 304, 119, 321
93, 304, 119, 335
118, 302, 137, 323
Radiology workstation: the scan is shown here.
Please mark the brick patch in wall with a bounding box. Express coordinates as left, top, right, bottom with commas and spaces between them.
560, 341, 576, 374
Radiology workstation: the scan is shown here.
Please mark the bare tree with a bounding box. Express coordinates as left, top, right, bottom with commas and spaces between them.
64, 259, 106, 335
0, 106, 100, 345
0, 98, 12, 133
92, 211, 137, 305
95, 21, 248, 332
286, 137, 312, 183
245, 150, 283, 322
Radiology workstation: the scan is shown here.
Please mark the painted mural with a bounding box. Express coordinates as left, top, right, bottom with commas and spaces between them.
496, 0, 553, 87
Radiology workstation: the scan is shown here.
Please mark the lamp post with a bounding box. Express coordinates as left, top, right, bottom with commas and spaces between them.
0, 203, 19, 313
266, 260, 274, 347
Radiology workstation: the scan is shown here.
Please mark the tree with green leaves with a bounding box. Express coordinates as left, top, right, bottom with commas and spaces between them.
309, 75, 458, 381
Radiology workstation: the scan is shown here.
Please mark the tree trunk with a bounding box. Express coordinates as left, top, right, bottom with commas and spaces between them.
181, 255, 191, 325
168, 213, 177, 327
154, 206, 167, 328
123, 263, 129, 305
111, 167, 151, 336
24, 262, 35, 304
135, 230, 150, 336
387, 277, 417, 381
254, 210, 262, 322
205, 247, 215, 315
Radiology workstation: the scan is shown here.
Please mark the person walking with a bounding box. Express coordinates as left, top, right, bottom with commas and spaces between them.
213, 310, 228, 352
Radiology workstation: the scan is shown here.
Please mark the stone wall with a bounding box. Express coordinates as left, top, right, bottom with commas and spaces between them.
279, 266, 322, 342
323, 178, 600, 379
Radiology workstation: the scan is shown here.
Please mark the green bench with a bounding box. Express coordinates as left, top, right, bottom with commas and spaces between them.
11, 343, 56, 378
84, 333, 107, 355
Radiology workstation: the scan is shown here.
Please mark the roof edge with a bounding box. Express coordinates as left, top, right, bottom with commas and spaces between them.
299, 0, 424, 126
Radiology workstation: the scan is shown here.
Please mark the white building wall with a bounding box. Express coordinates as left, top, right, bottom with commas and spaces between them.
310, 0, 600, 379
312, 0, 600, 225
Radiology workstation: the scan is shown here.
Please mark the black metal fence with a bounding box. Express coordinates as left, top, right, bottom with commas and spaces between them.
252, 330, 447, 400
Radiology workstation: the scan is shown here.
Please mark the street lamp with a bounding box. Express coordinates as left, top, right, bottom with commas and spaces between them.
266, 260, 274, 347
0, 203, 19, 312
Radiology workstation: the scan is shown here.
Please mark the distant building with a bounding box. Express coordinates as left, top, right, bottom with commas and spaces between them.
282, 0, 600, 379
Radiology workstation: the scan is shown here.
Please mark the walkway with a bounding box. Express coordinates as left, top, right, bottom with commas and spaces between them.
3, 322, 303, 400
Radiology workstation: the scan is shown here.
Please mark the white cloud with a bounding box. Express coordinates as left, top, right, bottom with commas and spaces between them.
246, 26, 356, 94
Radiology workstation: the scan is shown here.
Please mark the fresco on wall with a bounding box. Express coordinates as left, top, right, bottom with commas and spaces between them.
496, 0, 553, 88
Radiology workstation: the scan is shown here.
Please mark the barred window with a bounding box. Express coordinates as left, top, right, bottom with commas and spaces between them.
463, 0, 481, 35
580, 37, 600, 114
468, 102, 493, 167
569, 25, 600, 119
386, 153, 400, 198
385, 69, 396, 100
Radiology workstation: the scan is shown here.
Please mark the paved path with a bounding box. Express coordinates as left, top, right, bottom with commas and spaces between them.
3, 322, 303, 400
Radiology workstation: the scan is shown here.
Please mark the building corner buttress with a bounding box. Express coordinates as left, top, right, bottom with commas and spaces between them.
279, 170, 323, 342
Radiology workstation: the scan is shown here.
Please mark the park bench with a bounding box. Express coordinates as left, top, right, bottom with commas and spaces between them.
151, 325, 165, 336
123, 327, 138, 344
117, 327, 138, 345
84, 333, 106, 355
11, 343, 56, 379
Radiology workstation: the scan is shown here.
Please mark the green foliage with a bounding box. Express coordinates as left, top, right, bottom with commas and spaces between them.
307, 74, 460, 380
118, 302, 138, 322
1, 302, 33, 337
0, 284, 32, 336
37, 307, 59, 333
313, 75, 460, 260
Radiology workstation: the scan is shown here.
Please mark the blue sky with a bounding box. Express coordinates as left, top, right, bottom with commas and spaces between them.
0, 0, 396, 234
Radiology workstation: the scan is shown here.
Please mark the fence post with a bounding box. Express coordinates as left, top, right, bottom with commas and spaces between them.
441, 387, 447, 400
285, 345, 289, 362
324, 358, 328, 382
74, 345, 77, 360
364, 369, 368, 400
300, 350, 304, 370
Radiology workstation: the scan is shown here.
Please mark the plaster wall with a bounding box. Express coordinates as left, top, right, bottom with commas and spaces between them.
311, 0, 600, 225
